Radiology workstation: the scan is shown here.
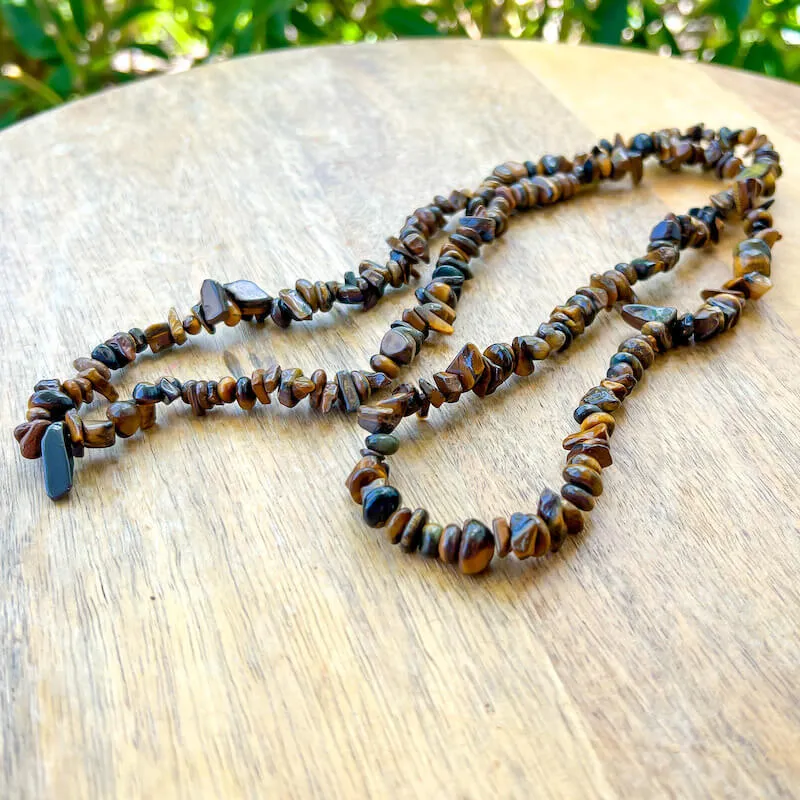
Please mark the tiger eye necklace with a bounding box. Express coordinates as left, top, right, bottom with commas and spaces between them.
15, 124, 781, 574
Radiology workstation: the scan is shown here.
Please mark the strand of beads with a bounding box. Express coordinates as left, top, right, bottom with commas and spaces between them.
346, 164, 780, 574
14, 126, 780, 502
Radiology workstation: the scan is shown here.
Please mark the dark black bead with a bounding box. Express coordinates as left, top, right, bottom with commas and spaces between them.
436, 257, 474, 279
132, 382, 164, 405
41, 421, 73, 501
270, 299, 293, 328
362, 486, 401, 528
631, 258, 660, 280
579, 159, 595, 184
106, 340, 131, 368
432, 265, 466, 283
224, 279, 273, 313
674, 313, 695, 345
30, 389, 74, 420
158, 377, 182, 404
574, 403, 603, 424
541, 154, 560, 176
524, 160, 537, 177
649, 219, 681, 244
91, 343, 120, 370
343, 270, 358, 286
631, 133, 654, 156
129, 328, 148, 353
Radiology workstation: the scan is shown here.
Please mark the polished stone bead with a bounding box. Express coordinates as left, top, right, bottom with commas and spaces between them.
201, 279, 230, 325
649, 218, 681, 243
159, 377, 182, 404
362, 486, 401, 528
618, 337, 655, 368
224, 279, 273, 314
385, 508, 411, 544
337, 370, 361, 414
73, 356, 111, 380
380, 328, 416, 366
419, 523, 443, 557
620, 304, 677, 331
236, 377, 257, 410
458, 519, 495, 574
132, 382, 164, 405
400, 508, 428, 552
492, 518, 511, 557
446, 343, 484, 390
510, 512, 550, 559
107, 401, 141, 438
145, 321, 175, 353
693, 306, 725, 341
14, 419, 51, 459
733, 237, 771, 277
83, 419, 116, 448
438, 524, 462, 563
41, 421, 73, 500
581, 386, 621, 412
563, 464, 603, 496
91, 343, 121, 370
29, 389, 74, 420
108, 331, 138, 363
278, 289, 313, 321
560, 497, 585, 534
538, 488, 567, 551
609, 351, 643, 380
562, 481, 595, 511
568, 439, 612, 468
365, 433, 399, 455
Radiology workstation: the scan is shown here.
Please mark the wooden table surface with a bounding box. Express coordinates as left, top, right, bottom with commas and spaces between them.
2, 40, 800, 799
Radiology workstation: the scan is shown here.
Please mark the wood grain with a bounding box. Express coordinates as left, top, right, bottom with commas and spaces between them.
1, 40, 800, 798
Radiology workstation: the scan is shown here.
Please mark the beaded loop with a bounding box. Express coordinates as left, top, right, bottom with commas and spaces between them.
14, 125, 781, 517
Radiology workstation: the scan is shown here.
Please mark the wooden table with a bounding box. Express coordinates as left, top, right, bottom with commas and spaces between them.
2, 40, 800, 798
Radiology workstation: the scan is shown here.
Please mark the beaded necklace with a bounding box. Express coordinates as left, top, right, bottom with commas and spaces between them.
15, 125, 781, 576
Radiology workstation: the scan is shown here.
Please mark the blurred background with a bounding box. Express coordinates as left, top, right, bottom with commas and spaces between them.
1, 0, 798, 127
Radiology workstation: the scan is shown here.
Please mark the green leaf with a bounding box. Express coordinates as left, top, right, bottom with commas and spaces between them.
130, 42, 171, 60
381, 6, 439, 36
46, 62, 73, 96
593, 0, 628, 46
67, 0, 87, 36
110, 4, 159, 31
289, 7, 326, 40
1, 3, 59, 60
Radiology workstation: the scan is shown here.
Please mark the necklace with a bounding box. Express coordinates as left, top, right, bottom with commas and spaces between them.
14, 125, 781, 574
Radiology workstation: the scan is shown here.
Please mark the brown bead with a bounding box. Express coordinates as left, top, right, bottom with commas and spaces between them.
433, 371, 462, 403
693, 306, 725, 341
417, 304, 455, 334
139, 404, 157, 430
168, 307, 187, 345
510, 513, 550, 559
562, 424, 609, 450
77, 367, 118, 402
74, 377, 94, 404
733, 237, 771, 277
385, 508, 412, 544
400, 508, 428, 552
380, 329, 416, 366
401, 308, 428, 334
250, 369, 270, 404
217, 376, 236, 403
107, 401, 141, 438
14, 419, 51, 459
458, 519, 495, 575
580, 411, 615, 435
516, 335, 550, 360
144, 322, 174, 353
321, 382, 339, 414
568, 439, 612, 468
292, 376, 315, 403
64, 409, 84, 457
278, 288, 313, 321
200, 279, 230, 325
26, 407, 50, 422
295, 278, 318, 312
236, 377, 257, 410
183, 314, 202, 335
336, 370, 360, 413
346, 464, 388, 505
108, 331, 138, 363
370, 353, 400, 379
567, 452, 603, 474
564, 464, 603, 497
309, 369, 327, 411
60, 379, 84, 409
275, 369, 299, 408
351, 371, 371, 404
538, 488, 567, 552
561, 497, 585, 534
561, 483, 594, 511
618, 337, 655, 369
492, 518, 511, 558
446, 343, 485, 391
73, 356, 110, 380
438, 524, 462, 564
581, 386, 621, 412
83, 419, 116, 448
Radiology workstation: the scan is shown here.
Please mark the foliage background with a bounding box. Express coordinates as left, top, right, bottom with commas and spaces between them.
1, 0, 798, 127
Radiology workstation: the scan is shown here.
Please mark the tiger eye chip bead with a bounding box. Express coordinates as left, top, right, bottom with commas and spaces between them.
458, 519, 495, 575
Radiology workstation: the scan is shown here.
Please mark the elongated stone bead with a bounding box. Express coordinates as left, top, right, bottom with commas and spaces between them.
41, 421, 73, 501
